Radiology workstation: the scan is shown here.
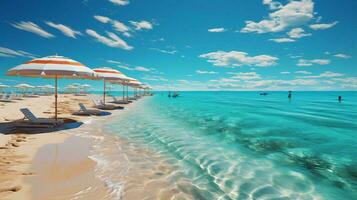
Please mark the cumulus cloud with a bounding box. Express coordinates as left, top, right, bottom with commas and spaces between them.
130, 20, 153, 30
228, 72, 261, 80
86, 29, 133, 50
0, 46, 37, 58
309, 21, 338, 30
109, 0, 129, 6
45, 21, 81, 38
208, 28, 226, 32
241, 0, 314, 33
94, 15, 111, 23
263, 0, 282, 10
287, 28, 311, 38
334, 53, 351, 59
269, 38, 295, 43
134, 66, 151, 72
295, 70, 312, 74
196, 70, 217, 74
199, 51, 279, 67
297, 59, 330, 66
303, 71, 344, 78
94, 15, 131, 37
12, 21, 54, 38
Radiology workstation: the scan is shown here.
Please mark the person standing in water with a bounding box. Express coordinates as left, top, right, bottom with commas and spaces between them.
288, 91, 292, 99
338, 96, 342, 102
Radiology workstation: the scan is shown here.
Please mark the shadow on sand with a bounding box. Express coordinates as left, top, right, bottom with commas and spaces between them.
0, 118, 83, 135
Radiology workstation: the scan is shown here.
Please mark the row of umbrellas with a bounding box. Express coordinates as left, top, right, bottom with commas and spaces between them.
0, 83, 55, 89
5, 55, 152, 120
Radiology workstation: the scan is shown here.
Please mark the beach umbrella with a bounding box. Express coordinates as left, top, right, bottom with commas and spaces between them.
80, 84, 91, 94
7, 55, 96, 120
128, 80, 142, 97
14, 83, 34, 94
65, 84, 79, 94
93, 67, 130, 104
0, 84, 9, 93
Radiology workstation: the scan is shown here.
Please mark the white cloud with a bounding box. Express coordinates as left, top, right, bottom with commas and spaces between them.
196, 70, 217, 74
199, 51, 278, 67
229, 72, 261, 80
269, 38, 296, 43
149, 48, 177, 54
130, 21, 153, 30
309, 21, 338, 30
334, 53, 351, 59
94, 15, 111, 23
241, 0, 314, 33
208, 28, 226, 33
303, 71, 344, 78
107, 60, 122, 64
210, 78, 241, 83
134, 66, 151, 72
94, 15, 131, 37
287, 28, 311, 38
297, 59, 330, 66
0, 46, 37, 58
45, 21, 81, 38
112, 20, 131, 33
295, 70, 311, 74
263, 0, 282, 10
109, 0, 129, 6
86, 29, 133, 50
12, 21, 54, 38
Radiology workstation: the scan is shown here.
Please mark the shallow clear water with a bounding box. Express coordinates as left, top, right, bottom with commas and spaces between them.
102, 92, 357, 199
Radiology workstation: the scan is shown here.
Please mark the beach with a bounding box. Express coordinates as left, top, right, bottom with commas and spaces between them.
0, 94, 125, 199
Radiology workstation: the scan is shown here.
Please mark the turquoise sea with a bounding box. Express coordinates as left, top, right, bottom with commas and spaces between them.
99, 91, 357, 199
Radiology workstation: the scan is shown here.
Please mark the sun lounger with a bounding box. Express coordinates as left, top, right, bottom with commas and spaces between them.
73, 103, 104, 116
90, 96, 123, 110
128, 97, 138, 101
0, 94, 14, 102
111, 96, 130, 104
13, 93, 23, 100
17, 108, 63, 127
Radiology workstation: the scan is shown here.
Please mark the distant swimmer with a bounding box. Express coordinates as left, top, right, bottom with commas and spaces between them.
288, 91, 292, 99
338, 96, 342, 102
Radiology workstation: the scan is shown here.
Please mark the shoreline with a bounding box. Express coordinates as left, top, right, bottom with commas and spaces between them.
0, 94, 139, 199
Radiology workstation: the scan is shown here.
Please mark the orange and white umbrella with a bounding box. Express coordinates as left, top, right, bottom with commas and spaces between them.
92, 67, 131, 104
7, 55, 96, 120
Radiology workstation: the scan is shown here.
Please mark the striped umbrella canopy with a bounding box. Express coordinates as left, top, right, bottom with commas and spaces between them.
6, 55, 97, 120
128, 80, 142, 87
93, 67, 131, 104
14, 83, 34, 88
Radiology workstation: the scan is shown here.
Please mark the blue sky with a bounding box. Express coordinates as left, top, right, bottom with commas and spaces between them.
0, 0, 356, 91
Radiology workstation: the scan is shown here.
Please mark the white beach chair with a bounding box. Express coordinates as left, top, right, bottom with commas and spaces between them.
89, 96, 123, 110
73, 103, 103, 116
112, 96, 130, 104
19, 108, 63, 126
0, 93, 14, 102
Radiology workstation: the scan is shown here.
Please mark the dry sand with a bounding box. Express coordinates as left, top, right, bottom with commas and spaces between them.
0, 94, 112, 200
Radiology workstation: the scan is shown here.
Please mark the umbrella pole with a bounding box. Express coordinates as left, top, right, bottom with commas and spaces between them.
126, 85, 129, 100
122, 84, 125, 101
55, 75, 58, 120
103, 80, 106, 105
